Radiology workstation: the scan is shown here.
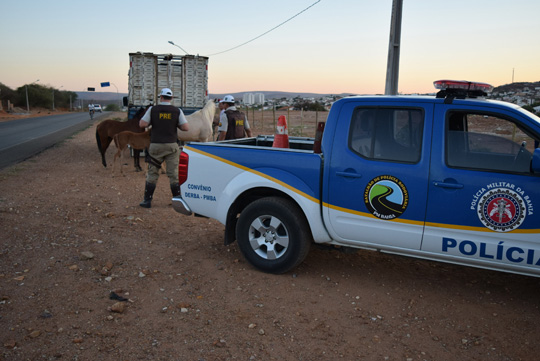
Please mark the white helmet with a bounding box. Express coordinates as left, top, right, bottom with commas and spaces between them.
220, 95, 235, 103
160, 88, 173, 97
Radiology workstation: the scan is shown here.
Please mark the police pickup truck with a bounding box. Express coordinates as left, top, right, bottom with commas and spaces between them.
173, 80, 540, 277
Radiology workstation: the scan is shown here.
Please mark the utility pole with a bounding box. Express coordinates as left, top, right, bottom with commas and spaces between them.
25, 79, 40, 112
384, 0, 403, 95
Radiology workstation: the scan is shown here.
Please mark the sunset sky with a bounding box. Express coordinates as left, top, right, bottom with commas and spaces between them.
1, 0, 539, 96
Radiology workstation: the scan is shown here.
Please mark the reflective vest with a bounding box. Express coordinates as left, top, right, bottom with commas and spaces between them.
149, 105, 180, 143
225, 109, 246, 140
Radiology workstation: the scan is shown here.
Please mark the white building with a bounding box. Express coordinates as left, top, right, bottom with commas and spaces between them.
243, 93, 265, 105
243, 93, 255, 105
255, 93, 265, 105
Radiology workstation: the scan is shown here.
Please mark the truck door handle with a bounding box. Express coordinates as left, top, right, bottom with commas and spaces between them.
432, 181, 464, 189
336, 171, 362, 179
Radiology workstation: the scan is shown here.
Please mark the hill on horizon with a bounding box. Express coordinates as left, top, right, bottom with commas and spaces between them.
75, 90, 356, 102
210, 91, 356, 100
492, 81, 540, 93
75, 81, 540, 102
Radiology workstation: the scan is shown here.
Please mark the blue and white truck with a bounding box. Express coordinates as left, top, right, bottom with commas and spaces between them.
173, 80, 540, 277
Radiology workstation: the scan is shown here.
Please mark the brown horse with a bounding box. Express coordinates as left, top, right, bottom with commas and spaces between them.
112, 129, 151, 176
95, 106, 149, 171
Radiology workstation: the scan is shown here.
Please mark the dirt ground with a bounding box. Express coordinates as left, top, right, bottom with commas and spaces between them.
0, 109, 539, 361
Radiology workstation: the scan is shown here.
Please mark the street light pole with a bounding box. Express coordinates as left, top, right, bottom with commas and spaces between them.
110, 82, 120, 107
25, 79, 40, 113
100, 81, 120, 109
168, 41, 189, 54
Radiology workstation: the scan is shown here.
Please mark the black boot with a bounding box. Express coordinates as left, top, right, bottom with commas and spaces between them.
170, 182, 181, 197
139, 182, 156, 208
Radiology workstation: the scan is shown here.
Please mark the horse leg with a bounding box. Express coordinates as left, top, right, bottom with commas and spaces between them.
112, 149, 120, 177
134, 149, 142, 172
119, 150, 125, 176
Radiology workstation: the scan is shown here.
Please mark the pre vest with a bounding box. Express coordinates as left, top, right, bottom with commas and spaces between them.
225, 109, 246, 140
149, 104, 180, 143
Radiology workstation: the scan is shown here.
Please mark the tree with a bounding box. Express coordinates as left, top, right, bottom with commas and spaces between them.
292, 99, 327, 112
522, 105, 537, 114
0, 83, 17, 109
14, 84, 78, 109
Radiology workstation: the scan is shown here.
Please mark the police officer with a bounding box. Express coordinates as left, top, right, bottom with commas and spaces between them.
138, 88, 189, 208
217, 95, 253, 140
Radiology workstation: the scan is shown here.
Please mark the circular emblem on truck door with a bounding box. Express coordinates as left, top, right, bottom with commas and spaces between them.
364, 175, 409, 220
477, 188, 526, 232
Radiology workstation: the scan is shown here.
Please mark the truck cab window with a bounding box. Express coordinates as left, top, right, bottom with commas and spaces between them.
446, 111, 539, 174
349, 107, 423, 163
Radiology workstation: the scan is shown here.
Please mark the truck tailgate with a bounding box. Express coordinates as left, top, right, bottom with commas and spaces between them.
180, 143, 323, 223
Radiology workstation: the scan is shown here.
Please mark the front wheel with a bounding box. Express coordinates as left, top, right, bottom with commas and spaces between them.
236, 197, 311, 274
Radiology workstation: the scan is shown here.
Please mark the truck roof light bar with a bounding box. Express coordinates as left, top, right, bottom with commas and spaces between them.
434, 80, 493, 104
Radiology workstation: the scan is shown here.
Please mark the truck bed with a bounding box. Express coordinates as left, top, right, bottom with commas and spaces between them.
209, 135, 317, 152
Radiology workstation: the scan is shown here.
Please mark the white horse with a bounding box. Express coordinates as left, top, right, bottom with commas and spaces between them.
178, 100, 216, 142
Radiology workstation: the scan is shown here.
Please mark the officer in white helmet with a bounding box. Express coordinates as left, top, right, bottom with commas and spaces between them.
138, 88, 189, 208
217, 95, 252, 141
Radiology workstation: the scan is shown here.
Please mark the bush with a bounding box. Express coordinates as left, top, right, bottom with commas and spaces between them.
105, 104, 121, 111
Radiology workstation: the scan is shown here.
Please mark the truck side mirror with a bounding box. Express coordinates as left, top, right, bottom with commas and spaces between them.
532, 148, 540, 173
123, 96, 128, 107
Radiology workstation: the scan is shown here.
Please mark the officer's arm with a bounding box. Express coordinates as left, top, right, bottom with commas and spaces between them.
139, 107, 152, 128
245, 116, 253, 137
178, 110, 189, 131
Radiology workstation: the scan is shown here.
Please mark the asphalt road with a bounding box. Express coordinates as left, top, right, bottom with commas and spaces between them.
0, 112, 107, 170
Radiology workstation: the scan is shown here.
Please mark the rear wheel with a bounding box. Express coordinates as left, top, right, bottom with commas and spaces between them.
236, 197, 311, 274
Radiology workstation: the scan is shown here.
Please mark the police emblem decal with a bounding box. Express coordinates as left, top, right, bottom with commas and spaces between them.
477, 188, 526, 232
364, 175, 409, 220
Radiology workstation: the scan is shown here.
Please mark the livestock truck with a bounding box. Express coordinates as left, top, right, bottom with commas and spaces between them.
123, 52, 209, 117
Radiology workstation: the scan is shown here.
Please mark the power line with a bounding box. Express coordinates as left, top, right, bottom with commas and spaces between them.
208, 0, 321, 56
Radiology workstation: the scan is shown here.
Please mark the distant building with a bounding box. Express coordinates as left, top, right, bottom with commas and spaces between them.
255, 93, 265, 105
243, 93, 265, 105
243, 93, 254, 105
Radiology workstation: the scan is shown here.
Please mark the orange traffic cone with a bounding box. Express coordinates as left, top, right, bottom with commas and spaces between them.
272, 115, 289, 148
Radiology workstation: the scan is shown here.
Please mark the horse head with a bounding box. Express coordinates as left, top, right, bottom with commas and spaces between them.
200, 100, 216, 123
133, 105, 151, 120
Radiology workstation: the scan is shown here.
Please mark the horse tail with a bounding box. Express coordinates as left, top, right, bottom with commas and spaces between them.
96, 126, 108, 167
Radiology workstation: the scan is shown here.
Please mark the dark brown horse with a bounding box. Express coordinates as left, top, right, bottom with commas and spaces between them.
95, 106, 149, 171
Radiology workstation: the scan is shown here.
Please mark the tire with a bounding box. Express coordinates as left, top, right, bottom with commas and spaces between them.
236, 197, 311, 274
